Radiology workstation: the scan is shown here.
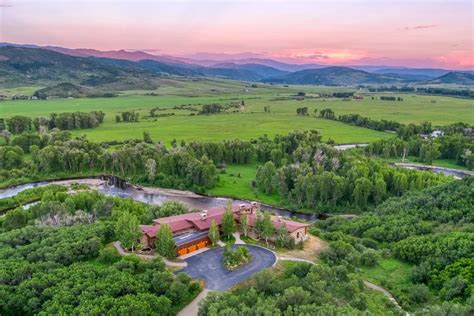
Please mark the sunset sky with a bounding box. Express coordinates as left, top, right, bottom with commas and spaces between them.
1, 0, 473, 69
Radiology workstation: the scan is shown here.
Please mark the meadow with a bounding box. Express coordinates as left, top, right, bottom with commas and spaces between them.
1, 79, 472, 144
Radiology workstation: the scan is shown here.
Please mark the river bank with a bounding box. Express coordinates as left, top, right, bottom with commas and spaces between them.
0, 175, 322, 221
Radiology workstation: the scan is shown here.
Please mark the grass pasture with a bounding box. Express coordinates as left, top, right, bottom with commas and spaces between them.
1, 79, 472, 144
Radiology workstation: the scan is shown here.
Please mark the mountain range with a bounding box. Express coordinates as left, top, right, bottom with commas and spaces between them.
0, 43, 472, 91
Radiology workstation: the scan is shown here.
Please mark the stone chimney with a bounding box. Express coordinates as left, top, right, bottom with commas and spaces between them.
251, 201, 258, 214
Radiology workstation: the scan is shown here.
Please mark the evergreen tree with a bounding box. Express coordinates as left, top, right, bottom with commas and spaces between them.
155, 223, 176, 258
222, 202, 236, 239
208, 220, 220, 246
240, 213, 249, 237
261, 212, 274, 245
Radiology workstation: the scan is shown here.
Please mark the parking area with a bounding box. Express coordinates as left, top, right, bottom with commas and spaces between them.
180, 244, 277, 291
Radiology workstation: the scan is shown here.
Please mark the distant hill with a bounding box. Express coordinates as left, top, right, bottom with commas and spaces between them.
0, 46, 281, 86
211, 63, 288, 78
43, 46, 190, 66
1, 45, 472, 89
264, 66, 402, 85
0, 46, 160, 89
374, 68, 450, 79
428, 72, 474, 85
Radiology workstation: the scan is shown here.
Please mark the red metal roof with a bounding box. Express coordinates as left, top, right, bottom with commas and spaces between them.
245, 213, 309, 233
143, 204, 308, 236
140, 225, 159, 238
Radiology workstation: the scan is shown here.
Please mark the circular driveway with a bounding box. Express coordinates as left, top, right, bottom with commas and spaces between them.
180, 244, 277, 291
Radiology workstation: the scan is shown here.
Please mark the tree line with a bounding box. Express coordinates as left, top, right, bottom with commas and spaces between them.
253, 131, 449, 211
0, 111, 105, 135
364, 86, 473, 98
364, 133, 474, 168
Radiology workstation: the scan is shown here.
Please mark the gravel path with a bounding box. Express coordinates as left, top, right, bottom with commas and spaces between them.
363, 280, 405, 313
178, 289, 210, 316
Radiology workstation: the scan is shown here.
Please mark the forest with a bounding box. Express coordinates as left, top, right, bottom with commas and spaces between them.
0, 186, 200, 315
312, 178, 473, 311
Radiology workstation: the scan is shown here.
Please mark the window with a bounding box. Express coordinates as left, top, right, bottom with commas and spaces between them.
296, 232, 300, 239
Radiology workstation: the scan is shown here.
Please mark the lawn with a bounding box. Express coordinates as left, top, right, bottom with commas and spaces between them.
379, 156, 469, 171
209, 163, 281, 205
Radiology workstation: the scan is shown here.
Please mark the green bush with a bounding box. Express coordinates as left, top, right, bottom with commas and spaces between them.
98, 245, 120, 264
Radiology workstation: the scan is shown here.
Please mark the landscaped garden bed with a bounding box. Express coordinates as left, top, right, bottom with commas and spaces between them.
223, 245, 252, 271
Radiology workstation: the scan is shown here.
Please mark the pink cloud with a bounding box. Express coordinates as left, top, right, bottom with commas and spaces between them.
434, 50, 474, 69
403, 24, 438, 31
274, 49, 372, 65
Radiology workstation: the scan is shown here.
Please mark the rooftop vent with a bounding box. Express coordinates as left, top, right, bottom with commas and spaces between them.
278, 216, 283, 222
200, 212, 208, 220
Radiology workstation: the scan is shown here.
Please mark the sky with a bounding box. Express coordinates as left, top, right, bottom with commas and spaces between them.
1, 0, 473, 69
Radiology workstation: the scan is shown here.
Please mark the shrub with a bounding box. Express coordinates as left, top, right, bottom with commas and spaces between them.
223, 245, 252, 270
98, 245, 121, 264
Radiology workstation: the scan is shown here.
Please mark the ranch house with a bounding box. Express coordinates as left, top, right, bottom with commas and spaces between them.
139, 202, 309, 257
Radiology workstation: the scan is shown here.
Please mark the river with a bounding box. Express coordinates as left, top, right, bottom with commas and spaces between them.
0, 176, 320, 221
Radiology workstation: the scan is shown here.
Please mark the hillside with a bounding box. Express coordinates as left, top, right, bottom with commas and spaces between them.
211, 63, 289, 78
373, 67, 450, 79
0, 46, 160, 90
428, 71, 474, 85
32, 83, 111, 98
0, 46, 280, 87
1, 46, 472, 89
264, 66, 402, 85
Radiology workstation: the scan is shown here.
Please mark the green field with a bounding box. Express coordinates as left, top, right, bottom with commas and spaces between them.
1, 79, 472, 144
208, 163, 281, 205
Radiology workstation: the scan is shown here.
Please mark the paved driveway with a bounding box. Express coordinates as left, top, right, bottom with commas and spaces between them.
180, 244, 276, 291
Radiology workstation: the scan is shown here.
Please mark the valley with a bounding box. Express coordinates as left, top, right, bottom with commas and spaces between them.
0, 42, 472, 316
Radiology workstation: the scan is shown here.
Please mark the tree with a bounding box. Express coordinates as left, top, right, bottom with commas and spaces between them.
353, 178, 372, 209
6, 116, 32, 134
155, 223, 176, 258
372, 177, 387, 205
256, 161, 276, 194
208, 220, 220, 246
3, 207, 28, 230
261, 212, 274, 245
420, 141, 440, 164
240, 213, 249, 237
143, 131, 153, 144
221, 203, 236, 239
115, 211, 141, 251
275, 225, 288, 247
145, 159, 157, 182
